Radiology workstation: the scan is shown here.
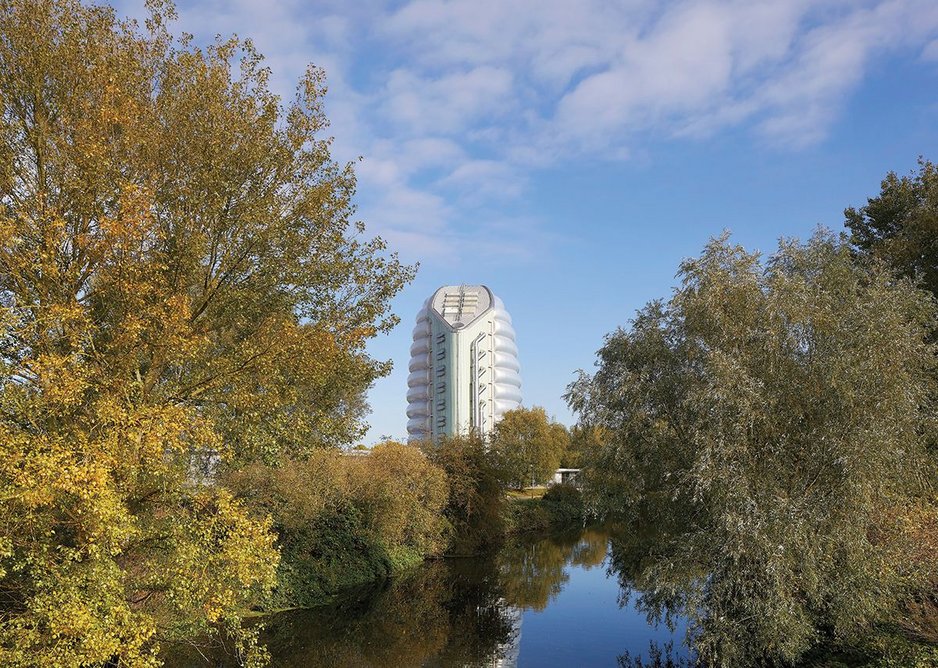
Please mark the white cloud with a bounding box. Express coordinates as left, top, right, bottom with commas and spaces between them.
383, 66, 515, 134
112, 0, 938, 262
439, 160, 525, 200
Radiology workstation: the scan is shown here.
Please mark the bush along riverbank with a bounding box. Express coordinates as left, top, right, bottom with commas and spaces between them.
224, 436, 589, 611
224, 442, 449, 610
504, 483, 587, 536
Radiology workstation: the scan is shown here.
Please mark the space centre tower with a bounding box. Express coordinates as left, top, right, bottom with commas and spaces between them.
406, 285, 522, 441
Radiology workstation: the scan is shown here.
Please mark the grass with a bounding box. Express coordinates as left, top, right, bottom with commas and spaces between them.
506, 486, 547, 500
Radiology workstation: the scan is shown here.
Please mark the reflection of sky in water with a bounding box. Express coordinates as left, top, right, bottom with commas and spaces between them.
162, 527, 689, 667
515, 550, 688, 667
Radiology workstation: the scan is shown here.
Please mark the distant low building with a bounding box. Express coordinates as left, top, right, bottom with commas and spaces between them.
551, 469, 581, 486
407, 285, 522, 441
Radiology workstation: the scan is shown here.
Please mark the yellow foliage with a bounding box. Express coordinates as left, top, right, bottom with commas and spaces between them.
0, 0, 410, 663
227, 444, 450, 560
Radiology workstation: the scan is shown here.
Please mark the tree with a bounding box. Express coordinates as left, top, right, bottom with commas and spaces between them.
561, 424, 607, 468
845, 158, 938, 298
491, 407, 568, 489
0, 0, 411, 663
421, 433, 508, 555
567, 231, 938, 665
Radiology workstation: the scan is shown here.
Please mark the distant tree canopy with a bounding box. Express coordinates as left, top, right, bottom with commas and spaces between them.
846, 158, 938, 299
561, 424, 606, 469
491, 406, 568, 489
568, 231, 938, 666
0, 0, 411, 664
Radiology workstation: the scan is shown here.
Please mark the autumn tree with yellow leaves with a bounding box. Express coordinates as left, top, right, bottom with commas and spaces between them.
0, 0, 413, 664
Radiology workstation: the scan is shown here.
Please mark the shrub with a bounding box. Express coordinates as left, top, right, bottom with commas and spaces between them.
351, 441, 448, 557
225, 444, 449, 607
542, 483, 585, 527
272, 503, 392, 608
421, 434, 507, 555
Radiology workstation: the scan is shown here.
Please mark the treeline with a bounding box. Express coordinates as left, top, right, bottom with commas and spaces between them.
219, 431, 586, 616
568, 161, 938, 666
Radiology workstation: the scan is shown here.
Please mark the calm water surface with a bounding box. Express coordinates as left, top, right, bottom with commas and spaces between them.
170, 527, 689, 667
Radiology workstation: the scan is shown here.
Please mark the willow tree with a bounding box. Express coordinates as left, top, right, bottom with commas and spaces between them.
0, 0, 412, 664
568, 231, 938, 665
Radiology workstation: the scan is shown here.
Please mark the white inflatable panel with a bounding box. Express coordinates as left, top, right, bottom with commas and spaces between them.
493, 399, 520, 415
493, 320, 516, 338
494, 352, 520, 372
407, 370, 429, 387
410, 338, 430, 356
494, 385, 522, 402
408, 357, 430, 373
493, 367, 522, 387
493, 335, 518, 356
407, 416, 430, 433
412, 321, 430, 339
406, 386, 429, 403
406, 402, 429, 418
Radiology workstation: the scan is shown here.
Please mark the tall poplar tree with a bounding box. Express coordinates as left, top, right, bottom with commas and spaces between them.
0, 0, 412, 664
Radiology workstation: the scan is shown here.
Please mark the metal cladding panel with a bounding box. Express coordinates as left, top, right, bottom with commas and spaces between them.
407, 286, 521, 441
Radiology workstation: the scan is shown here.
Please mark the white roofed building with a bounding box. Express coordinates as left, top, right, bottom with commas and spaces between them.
406, 285, 521, 441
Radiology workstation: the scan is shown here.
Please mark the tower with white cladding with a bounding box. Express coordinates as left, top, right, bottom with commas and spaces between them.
406, 285, 522, 441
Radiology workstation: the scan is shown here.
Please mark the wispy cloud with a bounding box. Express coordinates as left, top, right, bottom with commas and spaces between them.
115, 0, 938, 262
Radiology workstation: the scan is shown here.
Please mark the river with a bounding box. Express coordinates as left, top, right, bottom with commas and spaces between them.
168, 526, 691, 667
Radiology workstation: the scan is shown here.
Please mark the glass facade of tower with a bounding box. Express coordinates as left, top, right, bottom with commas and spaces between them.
406, 285, 522, 441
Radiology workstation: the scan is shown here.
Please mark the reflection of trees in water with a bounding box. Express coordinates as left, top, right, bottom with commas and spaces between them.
498, 537, 569, 611
607, 516, 702, 640
618, 641, 696, 668
498, 528, 609, 611
255, 557, 518, 668
570, 528, 608, 568
165, 527, 619, 667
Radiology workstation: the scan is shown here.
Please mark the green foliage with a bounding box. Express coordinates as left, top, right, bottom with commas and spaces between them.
272, 503, 393, 609
846, 158, 938, 300
225, 444, 449, 608
562, 424, 607, 468
504, 497, 552, 534
569, 230, 938, 666
541, 483, 585, 526
421, 433, 508, 555
0, 0, 411, 663
354, 441, 449, 558
505, 484, 585, 535
491, 406, 569, 489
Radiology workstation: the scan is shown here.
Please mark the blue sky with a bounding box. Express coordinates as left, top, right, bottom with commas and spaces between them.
117, 0, 938, 443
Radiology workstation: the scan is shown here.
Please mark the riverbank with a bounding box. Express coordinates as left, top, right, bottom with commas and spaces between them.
267, 482, 587, 610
